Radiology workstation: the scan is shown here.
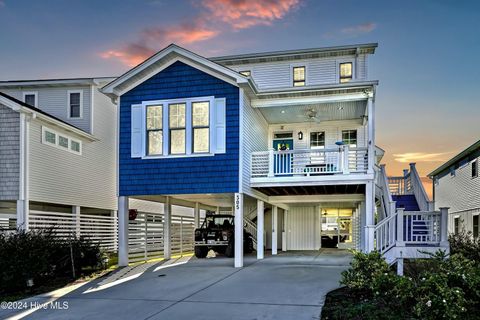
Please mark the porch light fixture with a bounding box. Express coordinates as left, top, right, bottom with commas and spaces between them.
298, 131, 304, 140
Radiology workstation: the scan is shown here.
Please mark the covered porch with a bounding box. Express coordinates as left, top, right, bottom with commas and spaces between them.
245, 83, 378, 189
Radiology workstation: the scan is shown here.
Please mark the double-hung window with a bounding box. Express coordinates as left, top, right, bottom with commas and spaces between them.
472, 159, 478, 178
146, 105, 163, 155
169, 103, 186, 154
473, 215, 479, 239
192, 101, 210, 153
342, 130, 357, 147
132, 96, 224, 158
68, 90, 83, 118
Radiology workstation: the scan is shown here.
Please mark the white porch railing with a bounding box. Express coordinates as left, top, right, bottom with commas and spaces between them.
251, 147, 368, 178
374, 208, 448, 253
409, 164, 434, 211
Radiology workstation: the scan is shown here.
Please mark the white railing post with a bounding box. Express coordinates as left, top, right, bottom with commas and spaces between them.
180, 216, 183, 256
112, 210, 118, 252
164, 196, 171, 260
268, 149, 275, 177
73, 206, 81, 238
367, 96, 375, 174
342, 145, 350, 174
396, 208, 404, 246
144, 213, 148, 261
118, 196, 129, 267
440, 207, 449, 244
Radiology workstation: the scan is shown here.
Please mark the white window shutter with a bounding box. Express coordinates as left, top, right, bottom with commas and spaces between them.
131, 104, 143, 158
213, 98, 226, 154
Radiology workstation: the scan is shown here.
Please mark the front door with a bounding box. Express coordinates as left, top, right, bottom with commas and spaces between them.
272, 139, 294, 175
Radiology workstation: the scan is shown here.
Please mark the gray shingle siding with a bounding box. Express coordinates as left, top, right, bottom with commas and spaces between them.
0, 104, 20, 200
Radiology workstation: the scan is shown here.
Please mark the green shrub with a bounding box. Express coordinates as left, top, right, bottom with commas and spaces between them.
329, 250, 480, 320
0, 228, 103, 296
449, 230, 480, 263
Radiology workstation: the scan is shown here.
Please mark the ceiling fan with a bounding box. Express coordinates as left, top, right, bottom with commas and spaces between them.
296, 108, 320, 123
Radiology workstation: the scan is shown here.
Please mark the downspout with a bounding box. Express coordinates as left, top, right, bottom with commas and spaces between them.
17, 112, 31, 230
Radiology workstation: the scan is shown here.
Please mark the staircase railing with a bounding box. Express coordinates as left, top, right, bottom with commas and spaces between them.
374, 211, 398, 254
378, 165, 396, 218
409, 163, 434, 211
244, 216, 257, 249
375, 208, 449, 254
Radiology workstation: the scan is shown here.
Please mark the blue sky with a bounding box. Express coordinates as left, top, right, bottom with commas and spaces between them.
1, 0, 479, 179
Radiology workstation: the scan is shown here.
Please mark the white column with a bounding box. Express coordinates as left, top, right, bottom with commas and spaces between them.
73, 206, 81, 237
367, 96, 375, 174
118, 196, 129, 266
272, 206, 278, 255
194, 202, 200, 228
256, 200, 264, 260
364, 180, 375, 252
234, 193, 244, 268
164, 196, 171, 260
342, 145, 350, 174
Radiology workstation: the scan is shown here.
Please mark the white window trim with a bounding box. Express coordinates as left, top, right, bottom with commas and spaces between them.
290, 64, 307, 87
67, 90, 83, 119
141, 96, 215, 159
22, 91, 38, 107
41, 126, 82, 155
337, 59, 356, 84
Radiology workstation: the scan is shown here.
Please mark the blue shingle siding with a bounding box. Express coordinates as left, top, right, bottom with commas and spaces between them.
119, 61, 240, 196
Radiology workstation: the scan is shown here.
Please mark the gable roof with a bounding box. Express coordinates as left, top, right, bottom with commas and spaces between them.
101, 44, 249, 98
0, 91, 97, 141
428, 139, 480, 177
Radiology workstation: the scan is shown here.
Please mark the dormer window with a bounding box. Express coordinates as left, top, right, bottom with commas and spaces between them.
68, 90, 83, 118
293, 66, 305, 87
339, 62, 353, 83
240, 70, 251, 77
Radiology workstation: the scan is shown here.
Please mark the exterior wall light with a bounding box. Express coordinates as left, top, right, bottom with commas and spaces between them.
298, 131, 303, 140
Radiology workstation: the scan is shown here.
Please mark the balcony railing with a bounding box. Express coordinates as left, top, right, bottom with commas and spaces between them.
251, 147, 368, 179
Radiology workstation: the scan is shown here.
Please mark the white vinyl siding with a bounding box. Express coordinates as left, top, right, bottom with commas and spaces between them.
285, 206, 319, 250
268, 120, 367, 151
240, 91, 268, 196
435, 157, 480, 213
226, 54, 368, 90
435, 156, 480, 235
27, 86, 117, 210
1, 86, 92, 133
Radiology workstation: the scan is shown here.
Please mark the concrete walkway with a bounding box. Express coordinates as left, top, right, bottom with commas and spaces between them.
1, 250, 351, 320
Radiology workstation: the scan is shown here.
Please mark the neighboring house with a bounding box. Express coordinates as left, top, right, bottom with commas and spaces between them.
429, 139, 480, 238
0, 78, 117, 226
101, 43, 449, 271
0, 79, 192, 252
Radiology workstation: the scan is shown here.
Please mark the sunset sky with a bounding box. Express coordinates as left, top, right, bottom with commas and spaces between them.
1, 0, 479, 193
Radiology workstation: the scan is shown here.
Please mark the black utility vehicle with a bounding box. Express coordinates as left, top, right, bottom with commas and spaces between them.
194, 213, 254, 258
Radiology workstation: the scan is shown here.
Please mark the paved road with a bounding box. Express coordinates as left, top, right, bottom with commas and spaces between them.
1, 250, 351, 320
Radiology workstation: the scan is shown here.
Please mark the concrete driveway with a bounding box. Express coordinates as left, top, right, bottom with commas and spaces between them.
1, 250, 351, 320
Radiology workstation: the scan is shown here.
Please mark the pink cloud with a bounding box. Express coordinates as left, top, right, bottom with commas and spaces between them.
100, 0, 301, 66
341, 22, 377, 36
201, 0, 301, 29
99, 20, 218, 67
